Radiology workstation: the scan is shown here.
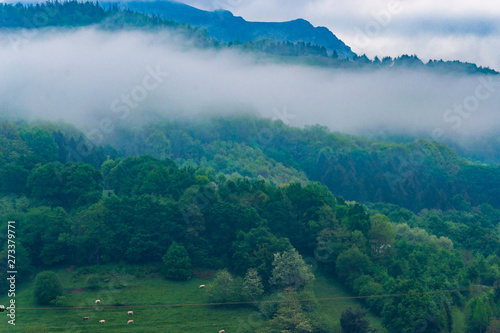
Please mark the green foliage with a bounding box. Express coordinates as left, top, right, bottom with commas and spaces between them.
368, 214, 395, 259
232, 227, 292, 280
20, 206, 71, 266
27, 162, 101, 209
207, 269, 237, 303
466, 295, 493, 333
242, 268, 264, 301
34, 271, 63, 305
336, 247, 372, 286
104, 156, 196, 200
21, 126, 59, 164
73, 194, 183, 264
270, 248, 315, 291
340, 307, 376, 333
163, 242, 192, 280
50, 295, 68, 307
145, 129, 172, 159
0, 163, 29, 194
1, 117, 500, 332
270, 289, 314, 333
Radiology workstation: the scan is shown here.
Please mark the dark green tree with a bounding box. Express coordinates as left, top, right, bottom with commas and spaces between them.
340, 307, 376, 333
336, 247, 372, 286
163, 242, 192, 280
34, 271, 63, 305
232, 226, 292, 280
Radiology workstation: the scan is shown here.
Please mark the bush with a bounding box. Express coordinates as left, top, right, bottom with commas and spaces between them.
34, 271, 63, 305
163, 242, 192, 280
50, 295, 68, 307
207, 269, 238, 303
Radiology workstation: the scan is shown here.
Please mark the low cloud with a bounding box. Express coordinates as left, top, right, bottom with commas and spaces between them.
0, 28, 499, 144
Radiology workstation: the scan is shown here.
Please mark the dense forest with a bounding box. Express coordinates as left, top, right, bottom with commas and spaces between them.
1, 1, 498, 75
1, 1, 500, 332
0, 118, 499, 332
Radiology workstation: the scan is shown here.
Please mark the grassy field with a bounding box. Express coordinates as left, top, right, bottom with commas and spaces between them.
0, 264, 387, 332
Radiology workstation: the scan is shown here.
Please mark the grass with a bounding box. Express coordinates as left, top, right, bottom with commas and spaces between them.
311, 267, 387, 333
0, 264, 386, 332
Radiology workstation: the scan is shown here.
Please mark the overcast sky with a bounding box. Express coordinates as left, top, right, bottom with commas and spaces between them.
175, 0, 500, 71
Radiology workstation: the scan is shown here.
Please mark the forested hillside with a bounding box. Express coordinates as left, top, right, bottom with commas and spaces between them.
0, 118, 499, 332
1, 1, 500, 332
103, 116, 500, 212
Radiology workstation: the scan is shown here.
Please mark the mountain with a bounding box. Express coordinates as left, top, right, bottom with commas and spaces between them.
117, 0, 356, 58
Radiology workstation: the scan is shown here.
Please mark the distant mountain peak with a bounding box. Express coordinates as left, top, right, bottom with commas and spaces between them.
118, 0, 356, 58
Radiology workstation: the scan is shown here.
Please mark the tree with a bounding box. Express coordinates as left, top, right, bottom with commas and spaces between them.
207, 269, 237, 303
486, 319, 500, 333
21, 206, 71, 266
270, 248, 315, 291
242, 268, 264, 301
336, 247, 372, 285
0, 163, 29, 194
232, 227, 292, 280
368, 214, 395, 260
340, 307, 376, 333
22, 126, 58, 164
34, 271, 63, 305
27, 162, 101, 209
271, 289, 313, 333
145, 129, 172, 159
163, 242, 192, 280
466, 295, 493, 333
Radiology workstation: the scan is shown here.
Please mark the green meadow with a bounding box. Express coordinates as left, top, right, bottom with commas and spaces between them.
0, 265, 386, 332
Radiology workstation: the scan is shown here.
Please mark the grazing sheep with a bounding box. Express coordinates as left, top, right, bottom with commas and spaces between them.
128, 311, 133, 315
199, 284, 205, 289
95, 299, 101, 304
83, 317, 89, 321
127, 320, 134, 324
219, 330, 225, 333
99, 320, 105, 324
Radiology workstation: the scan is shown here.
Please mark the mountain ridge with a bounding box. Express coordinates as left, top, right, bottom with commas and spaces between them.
114, 0, 356, 58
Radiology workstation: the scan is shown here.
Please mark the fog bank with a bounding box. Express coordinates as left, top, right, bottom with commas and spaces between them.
0, 28, 499, 142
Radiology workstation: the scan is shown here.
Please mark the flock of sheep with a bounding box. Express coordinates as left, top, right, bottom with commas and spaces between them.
81, 289, 225, 332
82, 299, 134, 325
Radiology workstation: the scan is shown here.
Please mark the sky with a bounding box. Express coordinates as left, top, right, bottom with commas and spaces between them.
174, 0, 500, 71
